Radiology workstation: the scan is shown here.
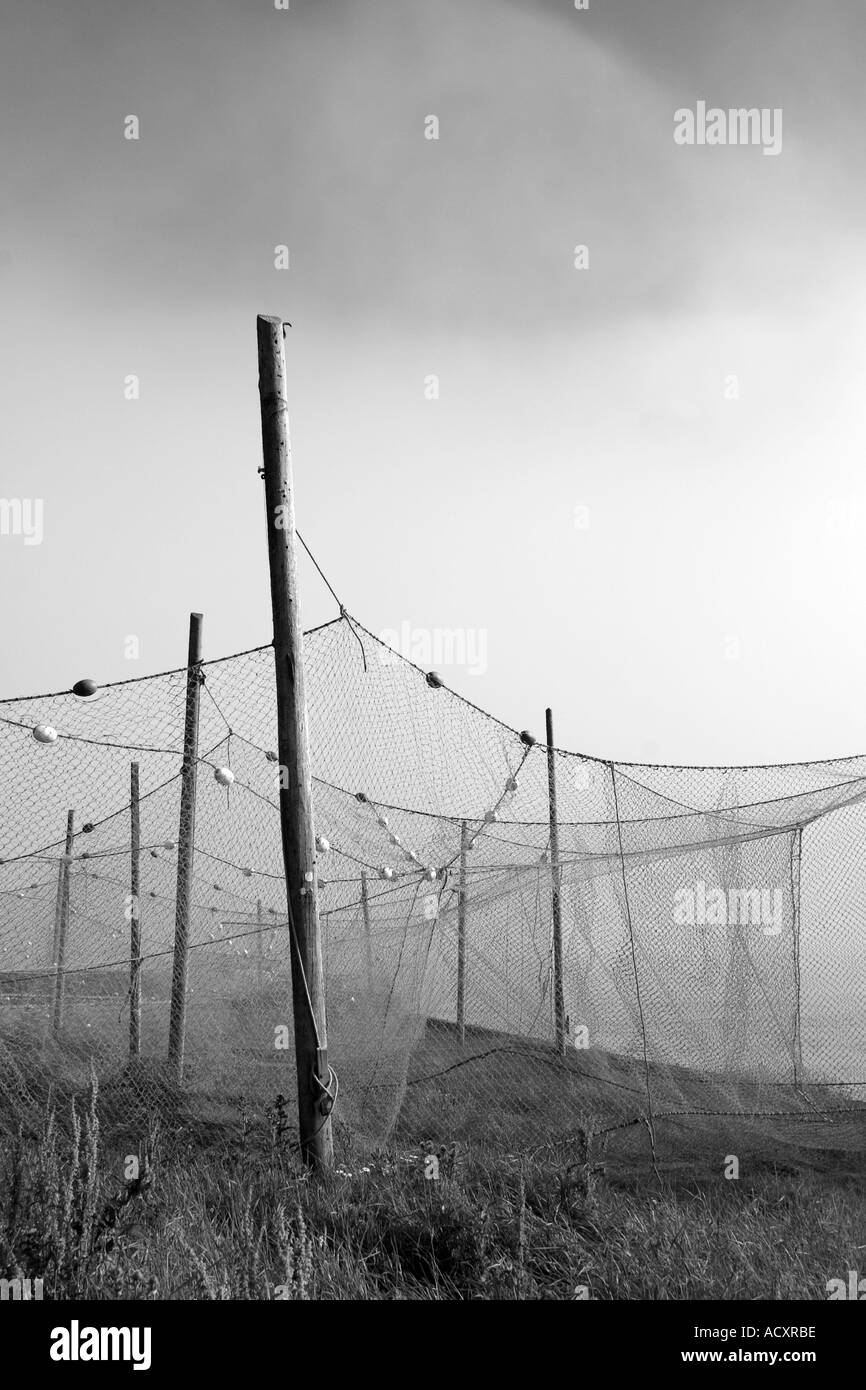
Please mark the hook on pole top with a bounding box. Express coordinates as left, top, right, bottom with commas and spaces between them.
255, 314, 290, 337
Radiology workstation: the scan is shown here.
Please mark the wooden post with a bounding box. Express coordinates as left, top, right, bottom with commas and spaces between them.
256, 897, 264, 993
167, 612, 204, 1083
257, 313, 333, 1169
129, 762, 142, 1061
51, 809, 74, 1037
360, 871, 374, 989
546, 709, 567, 1057
457, 819, 468, 1046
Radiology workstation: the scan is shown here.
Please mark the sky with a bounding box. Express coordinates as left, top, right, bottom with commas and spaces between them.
2, 0, 866, 766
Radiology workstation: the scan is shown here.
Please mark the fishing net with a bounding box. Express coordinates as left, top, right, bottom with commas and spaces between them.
1, 613, 864, 1173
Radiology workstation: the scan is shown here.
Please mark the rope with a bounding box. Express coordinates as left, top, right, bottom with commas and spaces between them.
296, 530, 367, 672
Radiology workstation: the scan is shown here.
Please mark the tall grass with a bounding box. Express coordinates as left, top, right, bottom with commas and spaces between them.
1, 1091, 861, 1299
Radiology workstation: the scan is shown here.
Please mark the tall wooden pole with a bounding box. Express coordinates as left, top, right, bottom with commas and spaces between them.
51, 809, 74, 1037
360, 871, 374, 989
129, 761, 142, 1060
257, 313, 333, 1169
457, 819, 468, 1046
546, 709, 567, 1057
167, 612, 204, 1083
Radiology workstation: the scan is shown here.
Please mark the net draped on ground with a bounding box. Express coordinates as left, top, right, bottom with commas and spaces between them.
1, 612, 864, 1168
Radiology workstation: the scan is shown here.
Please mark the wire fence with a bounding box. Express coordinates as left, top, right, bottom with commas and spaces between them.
1, 612, 865, 1171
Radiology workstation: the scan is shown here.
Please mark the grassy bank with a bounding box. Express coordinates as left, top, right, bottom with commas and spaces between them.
0, 1077, 862, 1300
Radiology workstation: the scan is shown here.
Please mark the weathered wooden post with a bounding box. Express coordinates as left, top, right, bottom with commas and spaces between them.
457, 819, 468, 1046
546, 709, 567, 1057
167, 612, 204, 1083
129, 762, 142, 1060
51, 809, 75, 1037
257, 313, 333, 1170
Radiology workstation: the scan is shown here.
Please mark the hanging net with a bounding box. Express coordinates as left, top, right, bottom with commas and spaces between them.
1, 613, 864, 1173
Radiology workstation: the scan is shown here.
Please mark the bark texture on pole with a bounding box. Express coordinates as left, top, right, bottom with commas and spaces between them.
51, 809, 75, 1037
129, 761, 142, 1061
168, 612, 203, 1083
257, 313, 333, 1170
546, 709, 567, 1057
457, 819, 468, 1046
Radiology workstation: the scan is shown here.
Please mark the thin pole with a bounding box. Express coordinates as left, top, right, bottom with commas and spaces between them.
360, 871, 374, 989
167, 612, 204, 1083
256, 897, 264, 993
257, 313, 333, 1169
129, 761, 142, 1060
457, 819, 468, 1046
546, 708, 566, 1057
51, 809, 74, 1037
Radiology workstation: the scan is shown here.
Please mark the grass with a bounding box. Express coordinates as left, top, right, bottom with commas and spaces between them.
1, 1007, 864, 1299
1, 1071, 863, 1300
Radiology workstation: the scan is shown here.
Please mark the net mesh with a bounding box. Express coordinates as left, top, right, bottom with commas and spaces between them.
1, 612, 864, 1172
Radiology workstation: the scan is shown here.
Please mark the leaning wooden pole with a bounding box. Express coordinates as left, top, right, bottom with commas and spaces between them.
129, 761, 142, 1061
456, 819, 468, 1046
51, 809, 75, 1037
167, 612, 204, 1083
257, 313, 333, 1170
546, 709, 567, 1057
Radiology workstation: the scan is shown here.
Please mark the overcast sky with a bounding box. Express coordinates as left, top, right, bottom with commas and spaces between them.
2, 0, 865, 765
